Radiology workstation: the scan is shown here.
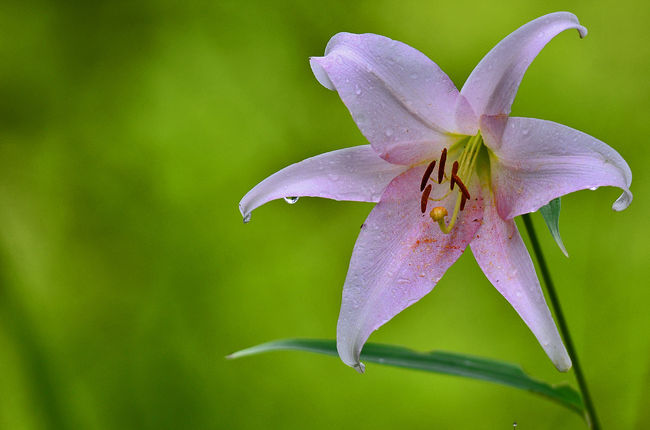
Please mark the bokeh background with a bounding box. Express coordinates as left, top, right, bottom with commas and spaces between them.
0, 0, 648, 428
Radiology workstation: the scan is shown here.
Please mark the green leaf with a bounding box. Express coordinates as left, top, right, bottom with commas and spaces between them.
539, 198, 568, 257
228, 339, 585, 417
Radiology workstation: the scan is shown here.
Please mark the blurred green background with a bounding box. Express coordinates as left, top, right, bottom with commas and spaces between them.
0, 0, 648, 428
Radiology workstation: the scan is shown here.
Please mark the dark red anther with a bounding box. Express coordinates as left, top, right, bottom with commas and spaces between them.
450, 161, 459, 190
454, 176, 471, 201
437, 148, 447, 184
420, 160, 436, 191
460, 194, 467, 211
420, 184, 432, 213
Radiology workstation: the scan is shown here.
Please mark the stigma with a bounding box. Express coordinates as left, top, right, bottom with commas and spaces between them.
418, 132, 483, 234
430, 206, 448, 221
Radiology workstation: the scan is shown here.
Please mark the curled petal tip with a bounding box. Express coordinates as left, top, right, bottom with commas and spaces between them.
546, 334, 572, 372
557, 11, 587, 38
577, 25, 588, 38
238, 203, 252, 224
309, 57, 335, 90
612, 190, 633, 211
353, 362, 366, 374
556, 357, 572, 373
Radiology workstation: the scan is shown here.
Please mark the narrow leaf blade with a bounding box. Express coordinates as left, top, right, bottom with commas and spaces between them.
228, 339, 585, 417
539, 198, 568, 257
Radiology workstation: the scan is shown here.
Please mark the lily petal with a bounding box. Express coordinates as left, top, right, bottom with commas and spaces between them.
239, 145, 408, 221
337, 167, 484, 371
461, 12, 587, 116
310, 33, 474, 165
484, 117, 632, 220
470, 188, 571, 371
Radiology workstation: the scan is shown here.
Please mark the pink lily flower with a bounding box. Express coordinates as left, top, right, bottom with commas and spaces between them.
239, 12, 632, 373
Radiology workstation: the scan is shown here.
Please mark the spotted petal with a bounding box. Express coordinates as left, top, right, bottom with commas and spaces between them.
310, 33, 476, 165
470, 188, 571, 371
461, 12, 587, 117
484, 117, 632, 220
239, 145, 408, 221
337, 167, 484, 371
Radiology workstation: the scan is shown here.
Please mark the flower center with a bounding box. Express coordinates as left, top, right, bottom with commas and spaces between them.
419, 132, 483, 234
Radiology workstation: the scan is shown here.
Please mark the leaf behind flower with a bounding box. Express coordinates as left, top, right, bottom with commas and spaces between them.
228, 338, 585, 417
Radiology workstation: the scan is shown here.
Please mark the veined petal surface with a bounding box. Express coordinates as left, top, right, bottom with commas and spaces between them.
470, 188, 571, 372
239, 145, 407, 221
337, 167, 484, 371
461, 12, 587, 116
484, 117, 632, 220
310, 33, 474, 165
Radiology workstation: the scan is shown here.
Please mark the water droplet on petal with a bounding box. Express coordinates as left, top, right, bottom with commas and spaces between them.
354, 85, 362, 95
243, 213, 251, 223
328, 173, 339, 181
410, 73, 418, 79
284, 196, 299, 204
385, 128, 393, 137
589, 187, 598, 191
522, 129, 529, 136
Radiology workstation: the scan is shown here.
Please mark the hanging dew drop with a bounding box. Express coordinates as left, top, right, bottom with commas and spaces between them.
284, 196, 299, 204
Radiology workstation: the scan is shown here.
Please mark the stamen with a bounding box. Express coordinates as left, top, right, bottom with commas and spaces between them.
454, 176, 471, 200
431, 132, 483, 235
450, 161, 459, 190
430, 189, 452, 201
461, 131, 483, 178
420, 160, 436, 191
437, 148, 447, 184
420, 184, 432, 213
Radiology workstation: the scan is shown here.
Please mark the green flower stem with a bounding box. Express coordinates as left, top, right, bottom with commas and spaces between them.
522, 214, 601, 429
